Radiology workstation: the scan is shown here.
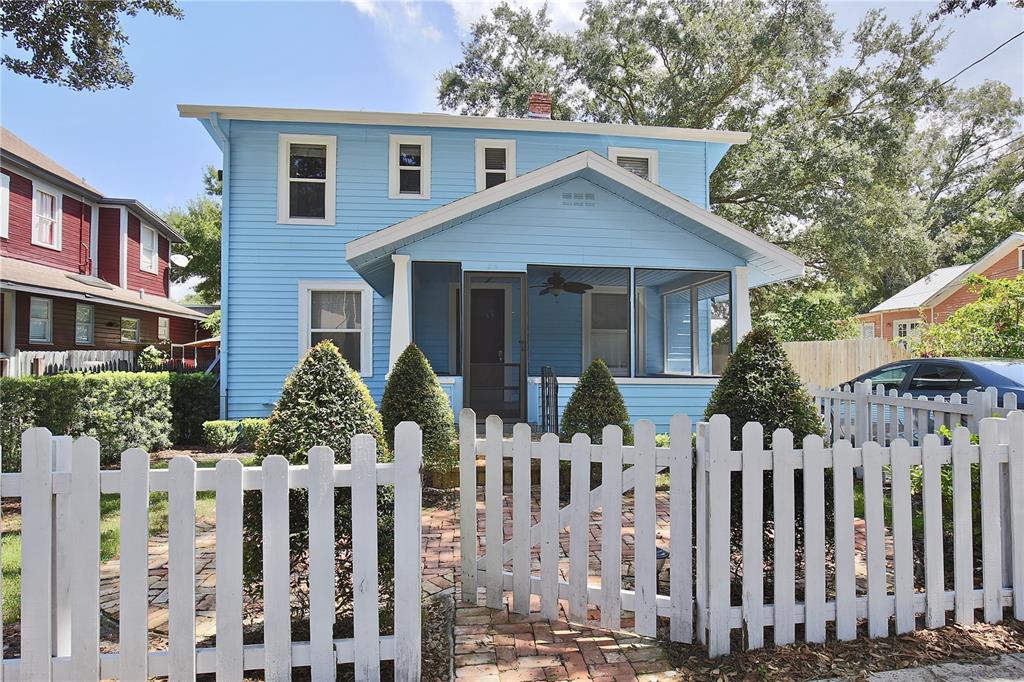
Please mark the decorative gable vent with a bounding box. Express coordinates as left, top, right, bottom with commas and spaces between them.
561, 191, 596, 207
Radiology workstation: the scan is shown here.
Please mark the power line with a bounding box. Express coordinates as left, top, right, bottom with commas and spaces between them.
935, 29, 1024, 90
959, 134, 1023, 166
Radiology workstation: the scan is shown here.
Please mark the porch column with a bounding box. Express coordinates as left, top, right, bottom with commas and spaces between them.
389, 254, 412, 372
733, 266, 752, 344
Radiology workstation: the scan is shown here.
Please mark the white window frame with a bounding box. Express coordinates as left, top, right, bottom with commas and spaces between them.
298, 279, 374, 377
474, 139, 516, 191
29, 296, 52, 344
140, 223, 159, 273
0, 173, 9, 239
1018, 246, 1023, 270
389, 134, 431, 200
894, 318, 922, 346
608, 146, 659, 184
582, 286, 630, 377
277, 133, 337, 226
31, 182, 62, 250
860, 322, 875, 339
120, 317, 141, 344
75, 303, 95, 345
158, 316, 170, 341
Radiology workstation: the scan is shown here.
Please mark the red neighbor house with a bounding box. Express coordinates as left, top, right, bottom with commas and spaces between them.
856, 232, 1024, 342
1, 127, 208, 375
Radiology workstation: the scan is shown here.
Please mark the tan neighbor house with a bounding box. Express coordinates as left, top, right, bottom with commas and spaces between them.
856, 232, 1024, 342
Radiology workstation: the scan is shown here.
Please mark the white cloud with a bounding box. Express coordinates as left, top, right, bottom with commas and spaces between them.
446, 0, 586, 34
346, 0, 444, 43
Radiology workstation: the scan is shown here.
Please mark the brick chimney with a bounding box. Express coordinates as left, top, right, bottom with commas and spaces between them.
527, 92, 552, 119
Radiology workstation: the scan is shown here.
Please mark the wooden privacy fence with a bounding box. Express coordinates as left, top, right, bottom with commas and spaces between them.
811, 381, 1018, 446
783, 338, 912, 388
1, 425, 423, 681
698, 411, 1023, 656
458, 408, 696, 642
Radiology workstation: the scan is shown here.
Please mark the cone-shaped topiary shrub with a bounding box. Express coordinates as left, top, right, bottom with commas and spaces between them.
241, 340, 392, 629
380, 344, 457, 478
559, 358, 633, 444
704, 326, 823, 448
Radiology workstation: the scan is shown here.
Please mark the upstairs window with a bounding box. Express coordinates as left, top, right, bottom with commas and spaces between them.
608, 147, 659, 183
140, 224, 159, 273
389, 135, 431, 199
32, 185, 61, 249
475, 139, 516, 191
75, 304, 94, 344
29, 297, 52, 344
277, 133, 336, 225
0, 173, 9, 239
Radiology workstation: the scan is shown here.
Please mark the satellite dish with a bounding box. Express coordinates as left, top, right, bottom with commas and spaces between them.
170, 254, 190, 267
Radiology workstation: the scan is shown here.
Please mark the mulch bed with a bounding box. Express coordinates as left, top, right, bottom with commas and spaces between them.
664, 617, 1024, 681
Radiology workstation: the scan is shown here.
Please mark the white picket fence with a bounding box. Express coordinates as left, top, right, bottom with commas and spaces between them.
697, 410, 1024, 656
810, 381, 1018, 446
0, 425, 423, 681
4, 349, 135, 377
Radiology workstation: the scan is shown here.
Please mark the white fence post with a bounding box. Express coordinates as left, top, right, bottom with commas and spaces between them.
168, 456, 197, 682
215, 458, 244, 682
351, 435, 381, 682
568, 433, 591, 625
50, 436, 71, 660
978, 419, 1004, 623
802, 434, 827, 643
740, 422, 764, 649
771, 428, 795, 646
832, 439, 856, 641
69, 437, 100, 680
539, 433, 560, 620
633, 421, 657, 637
694, 422, 708, 646
458, 408, 478, 604
21, 427, 53, 682
307, 447, 336, 682
511, 423, 531, 615
668, 414, 693, 643
705, 415, 731, 657
921, 435, 945, 628
120, 448, 151, 680
600, 425, 623, 631
854, 380, 871, 445
1007, 411, 1024, 620
394, 423, 423, 682
484, 416, 504, 610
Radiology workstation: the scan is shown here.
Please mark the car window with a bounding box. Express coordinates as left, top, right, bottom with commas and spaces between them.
908, 363, 963, 392
865, 364, 910, 391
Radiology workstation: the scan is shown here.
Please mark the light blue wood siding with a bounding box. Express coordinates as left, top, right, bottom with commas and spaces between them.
223, 119, 726, 417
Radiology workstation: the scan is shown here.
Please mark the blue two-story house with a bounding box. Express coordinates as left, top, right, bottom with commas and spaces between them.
180, 94, 803, 430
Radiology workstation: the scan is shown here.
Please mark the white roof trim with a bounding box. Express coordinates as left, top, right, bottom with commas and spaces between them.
345, 151, 803, 278
178, 104, 751, 145
923, 231, 1024, 309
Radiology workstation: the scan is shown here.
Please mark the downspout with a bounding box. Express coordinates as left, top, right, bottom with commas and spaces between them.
206, 112, 230, 418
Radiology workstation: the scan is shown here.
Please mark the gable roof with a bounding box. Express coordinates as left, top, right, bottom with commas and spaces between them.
870, 231, 1024, 313
345, 151, 803, 288
178, 104, 751, 145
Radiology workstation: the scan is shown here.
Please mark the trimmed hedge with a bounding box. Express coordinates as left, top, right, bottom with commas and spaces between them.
203, 420, 239, 450
169, 373, 219, 445
238, 417, 268, 450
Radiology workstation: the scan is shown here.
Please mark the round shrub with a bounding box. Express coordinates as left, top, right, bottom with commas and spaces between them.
559, 358, 633, 444
203, 420, 239, 450
241, 340, 392, 626
237, 417, 268, 451
380, 344, 456, 477
137, 345, 167, 371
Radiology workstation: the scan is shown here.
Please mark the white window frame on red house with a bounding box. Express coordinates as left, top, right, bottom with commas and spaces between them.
140, 223, 159, 273
277, 133, 337, 226
894, 319, 922, 347
0, 173, 9, 239
29, 296, 52, 344
120, 317, 140, 343
31, 182, 62, 250
608, 146, 659, 183
158, 316, 170, 340
297, 279, 374, 377
75, 303, 95, 345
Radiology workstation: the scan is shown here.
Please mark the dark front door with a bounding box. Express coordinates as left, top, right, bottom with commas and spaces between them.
465, 274, 526, 420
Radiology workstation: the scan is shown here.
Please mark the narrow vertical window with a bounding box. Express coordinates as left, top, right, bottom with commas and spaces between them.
277, 134, 336, 224
608, 147, 659, 183
32, 186, 61, 248
121, 317, 140, 343
29, 297, 52, 343
75, 304, 94, 344
389, 135, 431, 199
140, 224, 159, 273
158, 316, 170, 340
475, 139, 516, 191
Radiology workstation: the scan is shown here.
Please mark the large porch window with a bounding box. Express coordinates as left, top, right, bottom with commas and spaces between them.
412, 261, 461, 375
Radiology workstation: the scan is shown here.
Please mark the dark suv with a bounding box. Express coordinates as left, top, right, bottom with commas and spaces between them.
847, 358, 1024, 403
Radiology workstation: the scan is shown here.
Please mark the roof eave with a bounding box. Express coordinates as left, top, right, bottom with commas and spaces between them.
101, 198, 184, 243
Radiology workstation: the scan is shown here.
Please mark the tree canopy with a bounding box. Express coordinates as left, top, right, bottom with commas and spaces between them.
1, 1, 182, 90
166, 166, 221, 304
438, 0, 1023, 322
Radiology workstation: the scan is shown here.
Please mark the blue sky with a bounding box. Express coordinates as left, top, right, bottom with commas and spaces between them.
2, 0, 1022, 217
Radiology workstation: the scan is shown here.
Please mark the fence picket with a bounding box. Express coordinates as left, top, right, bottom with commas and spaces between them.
803, 435, 827, 643
741, 422, 764, 649
512, 423, 532, 615
890, 439, 915, 633
120, 448, 151, 680
600, 425, 623, 631
308, 447, 336, 681
771, 429, 795, 646
0, 445, 3, 682
1007, 412, 1024, 619
394, 423, 423, 682
458, 408, 478, 603
52, 436, 71, 660
669, 415, 693, 643
262, 456, 292, 680
168, 456, 197, 682
215, 458, 244, 682
695, 423, 708, 645
862, 441, 888, 637
921, 435, 945, 628
351, 435, 381, 681
21, 428, 53, 682
706, 416, 731, 657
540, 433, 560, 620
633, 421, 657, 637
951, 426, 974, 625
485, 416, 504, 610
69, 437, 100, 680
568, 433, 591, 624
832, 439, 856, 641
979, 419, 1003, 623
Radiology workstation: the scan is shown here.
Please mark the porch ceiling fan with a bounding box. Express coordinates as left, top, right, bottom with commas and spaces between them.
531, 271, 593, 297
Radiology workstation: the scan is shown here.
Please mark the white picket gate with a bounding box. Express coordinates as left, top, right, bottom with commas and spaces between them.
698, 410, 1024, 656
458, 409, 696, 642
0, 424, 423, 681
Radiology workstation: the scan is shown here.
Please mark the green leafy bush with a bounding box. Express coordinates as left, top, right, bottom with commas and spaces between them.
237, 417, 268, 451
0, 378, 38, 472
203, 420, 239, 450
241, 341, 392, 625
560, 358, 633, 444
168, 372, 219, 445
380, 344, 456, 478
914, 273, 1024, 358
137, 345, 168, 371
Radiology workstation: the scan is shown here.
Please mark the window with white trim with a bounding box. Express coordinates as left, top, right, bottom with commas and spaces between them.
894, 319, 921, 347
75, 304, 94, 344
158, 316, 170, 340
277, 133, 336, 225
0, 173, 9, 239
121, 317, 140, 343
1019, 246, 1023, 270
608, 147, 659, 183
860, 323, 875, 339
29, 297, 52, 344
140, 224, 159, 273
475, 139, 516, 191
32, 185, 61, 249
389, 135, 431, 199
299, 280, 374, 376
584, 290, 630, 377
